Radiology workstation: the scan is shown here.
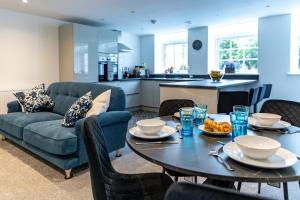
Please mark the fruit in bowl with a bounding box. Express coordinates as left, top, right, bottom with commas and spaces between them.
136, 119, 166, 135
209, 70, 224, 82
252, 113, 281, 126
235, 135, 281, 159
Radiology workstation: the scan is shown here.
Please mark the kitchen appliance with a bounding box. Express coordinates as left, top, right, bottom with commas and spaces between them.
98, 55, 118, 81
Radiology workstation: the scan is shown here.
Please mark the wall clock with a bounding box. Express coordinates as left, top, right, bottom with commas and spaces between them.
192, 40, 202, 50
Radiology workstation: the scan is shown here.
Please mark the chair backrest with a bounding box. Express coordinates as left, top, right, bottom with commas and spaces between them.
83, 117, 115, 200
164, 182, 273, 200
261, 100, 300, 127
263, 84, 272, 99
249, 87, 260, 106
159, 99, 194, 117
257, 85, 267, 103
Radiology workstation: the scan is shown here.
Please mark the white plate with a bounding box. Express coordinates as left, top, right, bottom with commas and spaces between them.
129, 125, 176, 140
248, 117, 291, 130
198, 125, 230, 136
223, 142, 297, 169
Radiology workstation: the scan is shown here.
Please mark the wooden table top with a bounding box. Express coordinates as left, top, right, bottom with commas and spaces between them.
126, 115, 300, 183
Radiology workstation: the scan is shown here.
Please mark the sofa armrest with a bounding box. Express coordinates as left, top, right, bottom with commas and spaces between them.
75, 111, 132, 165
7, 100, 22, 113
97, 111, 132, 127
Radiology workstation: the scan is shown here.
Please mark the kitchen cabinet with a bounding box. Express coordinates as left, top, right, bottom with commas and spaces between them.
141, 81, 155, 107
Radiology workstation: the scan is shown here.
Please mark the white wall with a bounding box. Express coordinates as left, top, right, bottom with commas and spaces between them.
0, 9, 62, 90
140, 35, 155, 73
188, 27, 208, 74
118, 32, 141, 74
258, 14, 300, 102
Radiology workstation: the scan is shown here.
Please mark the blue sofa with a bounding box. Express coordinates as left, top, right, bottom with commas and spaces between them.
0, 82, 132, 178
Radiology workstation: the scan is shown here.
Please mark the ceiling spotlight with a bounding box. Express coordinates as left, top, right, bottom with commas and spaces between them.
130, 10, 135, 14
150, 19, 157, 24
266, 5, 270, 8
22, 0, 28, 3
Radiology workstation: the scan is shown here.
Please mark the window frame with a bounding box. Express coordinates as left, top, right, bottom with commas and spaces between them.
216, 34, 258, 73
162, 41, 188, 74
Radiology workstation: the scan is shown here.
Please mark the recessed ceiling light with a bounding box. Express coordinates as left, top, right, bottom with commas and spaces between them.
22, 0, 28, 4
150, 19, 157, 24
184, 20, 192, 25
266, 5, 271, 8
130, 10, 135, 14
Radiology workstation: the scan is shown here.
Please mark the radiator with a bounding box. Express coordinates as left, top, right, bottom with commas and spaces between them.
0, 89, 27, 114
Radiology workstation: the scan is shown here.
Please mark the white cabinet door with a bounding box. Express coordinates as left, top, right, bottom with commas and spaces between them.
141, 81, 154, 107
118, 81, 140, 95
126, 94, 141, 108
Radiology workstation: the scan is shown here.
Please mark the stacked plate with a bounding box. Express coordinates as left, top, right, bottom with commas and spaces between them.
129, 119, 176, 139
223, 135, 297, 169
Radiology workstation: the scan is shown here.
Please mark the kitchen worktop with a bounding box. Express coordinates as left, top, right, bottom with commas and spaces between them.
159, 79, 258, 89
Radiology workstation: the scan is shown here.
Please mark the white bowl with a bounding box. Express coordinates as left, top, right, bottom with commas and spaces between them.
235, 135, 281, 159
136, 119, 166, 135
252, 113, 281, 126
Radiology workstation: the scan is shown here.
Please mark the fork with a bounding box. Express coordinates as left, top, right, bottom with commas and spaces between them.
209, 148, 234, 171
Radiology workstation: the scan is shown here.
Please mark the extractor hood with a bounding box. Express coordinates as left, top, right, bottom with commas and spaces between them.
118, 42, 132, 53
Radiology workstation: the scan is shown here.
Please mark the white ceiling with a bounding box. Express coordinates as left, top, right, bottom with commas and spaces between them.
0, 0, 300, 35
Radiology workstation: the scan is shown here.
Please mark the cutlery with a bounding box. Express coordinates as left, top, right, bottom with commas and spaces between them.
217, 141, 225, 146
209, 147, 234, 171
135, 141, 179, 145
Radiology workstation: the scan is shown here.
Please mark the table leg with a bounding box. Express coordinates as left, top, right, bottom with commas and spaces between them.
283, 182, 289, 200
258, 183, 261, 194
237, 182, 242, 191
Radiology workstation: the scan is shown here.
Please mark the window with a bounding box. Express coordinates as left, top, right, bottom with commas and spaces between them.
217, 36, 258, 73
163, 42, 188, 73
155, 31, 188, 73
298, 36, 300, 69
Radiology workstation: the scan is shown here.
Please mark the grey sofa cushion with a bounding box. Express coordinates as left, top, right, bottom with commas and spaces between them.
0, 112, 63, 139
47, 82, 125, 116
23, 120, 77, 156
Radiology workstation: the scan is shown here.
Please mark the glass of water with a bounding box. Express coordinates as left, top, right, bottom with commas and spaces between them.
233, 105, 250, 116
230, 111, 248, 142
180, 108, 194, 136
193, 104, 208, 126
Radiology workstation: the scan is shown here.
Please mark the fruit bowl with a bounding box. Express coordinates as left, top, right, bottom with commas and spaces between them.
209, 70, 224, 82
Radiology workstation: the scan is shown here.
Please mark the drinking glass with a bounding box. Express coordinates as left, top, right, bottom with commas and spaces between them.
230, 112, 248, 142
193, 104, 207, 126
180, 108, 194, 136
233, 105, 249, 116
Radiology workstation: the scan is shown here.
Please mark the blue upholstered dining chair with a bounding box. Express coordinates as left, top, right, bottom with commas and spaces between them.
82, 116, 173, 200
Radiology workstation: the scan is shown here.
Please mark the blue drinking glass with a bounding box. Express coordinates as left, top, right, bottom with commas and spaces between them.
180, 108, 194, 136
230, 111, 248, 142
193, 104, 207, 126
233, 105, 250, 116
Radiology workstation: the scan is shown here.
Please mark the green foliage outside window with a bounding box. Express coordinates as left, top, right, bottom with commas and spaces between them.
218, 36, 258, 72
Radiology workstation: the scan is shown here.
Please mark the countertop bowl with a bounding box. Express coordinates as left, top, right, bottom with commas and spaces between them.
252, 113, 281, 126
136, 119, 166, 135
209, 70, 224, 82
235, 135, 281, 159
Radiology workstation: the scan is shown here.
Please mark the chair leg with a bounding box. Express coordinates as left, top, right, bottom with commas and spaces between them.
115, 149, 122, 157
237, 182, 242, 191
299, 181, 300, 188
64, 169, 73, 179
162, 168, 166, 174
174, 176, 178, 182
194, 176, 197, 183
283, 182, 289, 200
0, 134, 6, 141
258, 182, 261, 194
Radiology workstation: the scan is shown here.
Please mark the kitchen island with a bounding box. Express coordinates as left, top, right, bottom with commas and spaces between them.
160, 79, 258, 113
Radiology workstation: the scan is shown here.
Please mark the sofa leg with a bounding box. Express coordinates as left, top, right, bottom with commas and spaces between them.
116, 149, 122, 157
64, 169, 73, 179
0, 134, 6, 141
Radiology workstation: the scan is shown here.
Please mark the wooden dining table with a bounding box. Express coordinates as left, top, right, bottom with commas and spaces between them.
126, 114, 300, 200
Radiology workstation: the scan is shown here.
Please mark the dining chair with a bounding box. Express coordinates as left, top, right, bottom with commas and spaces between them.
159, 99, 194, 117
217, 91, 249, 114
260, 99, 300, 127
262, 84, 272, 99
159, 99, 197, 182
164, 182, 273, 200
249, 87, 260, 113
82, 116, 173, 200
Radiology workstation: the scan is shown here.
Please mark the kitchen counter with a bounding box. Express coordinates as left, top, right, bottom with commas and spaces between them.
159, 79, 257, 89
160, 79, 258, 113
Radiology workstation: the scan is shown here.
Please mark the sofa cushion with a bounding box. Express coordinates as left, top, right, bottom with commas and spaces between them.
0, 112, 63, 139
23, 120, 77, 156
47, 82, 125, 116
